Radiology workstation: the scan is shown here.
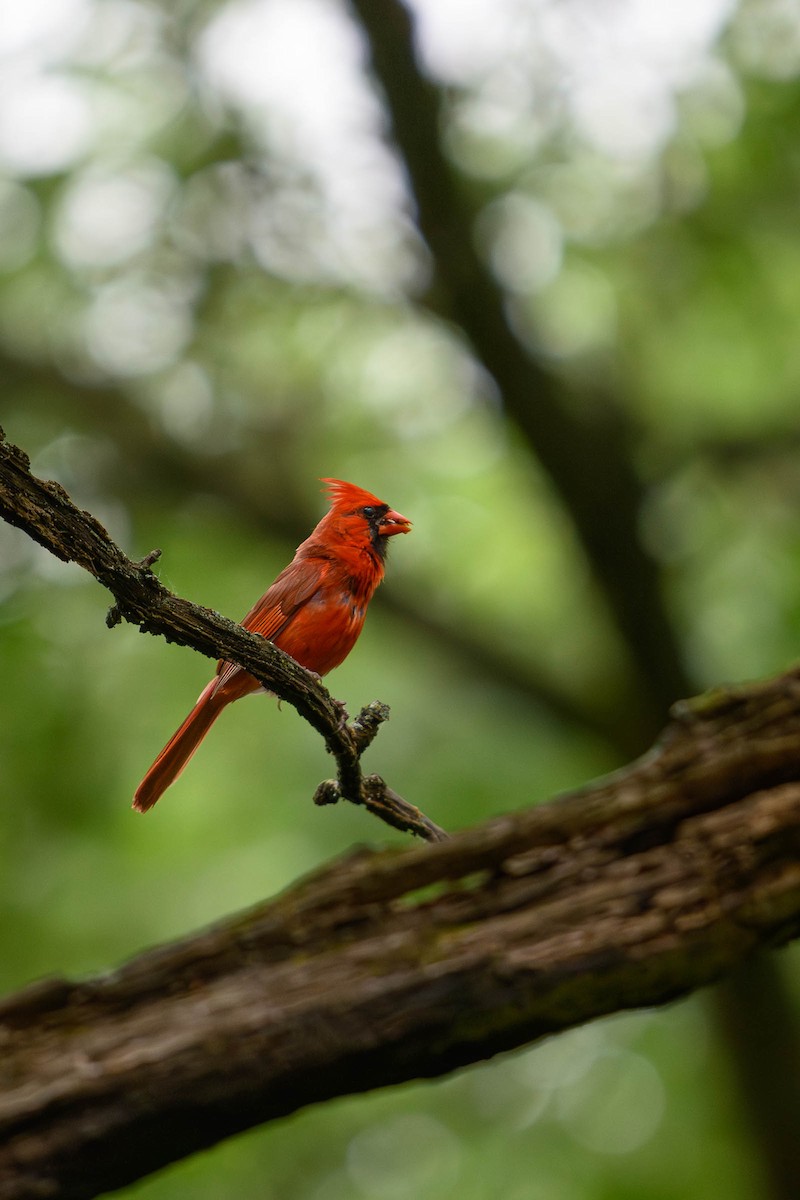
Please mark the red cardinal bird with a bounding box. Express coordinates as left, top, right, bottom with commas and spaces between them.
133, 479, 411, 812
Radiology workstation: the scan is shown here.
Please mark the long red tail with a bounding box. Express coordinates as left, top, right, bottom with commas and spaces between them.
133, 679, 225, 813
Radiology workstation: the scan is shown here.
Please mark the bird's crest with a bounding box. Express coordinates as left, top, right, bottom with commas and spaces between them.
321, 478, 386, 512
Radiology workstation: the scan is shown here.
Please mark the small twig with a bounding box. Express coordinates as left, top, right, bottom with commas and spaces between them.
351, 700, 391, 753
314, 766, 449, 841
137, 548, 163, 570
0, 430, 444, 842
363, 774, 449, 841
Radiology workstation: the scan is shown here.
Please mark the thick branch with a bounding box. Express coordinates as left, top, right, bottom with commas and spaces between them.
0, 428, 444, 842
4, 668, 800, 1197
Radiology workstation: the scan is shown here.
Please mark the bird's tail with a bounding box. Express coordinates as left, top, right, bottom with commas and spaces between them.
133, 679, 225, 813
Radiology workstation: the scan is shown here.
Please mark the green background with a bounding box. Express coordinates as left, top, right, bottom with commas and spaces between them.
3, 1, 800, 1197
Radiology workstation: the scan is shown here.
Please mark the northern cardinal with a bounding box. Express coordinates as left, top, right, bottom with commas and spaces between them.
133, 479, 411, 812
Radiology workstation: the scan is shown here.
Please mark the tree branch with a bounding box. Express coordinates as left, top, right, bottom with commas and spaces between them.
0, 427, 445, 842
4, 668, 800, 1197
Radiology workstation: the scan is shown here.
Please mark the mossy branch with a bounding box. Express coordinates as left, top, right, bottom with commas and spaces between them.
3, 664, 800, 1195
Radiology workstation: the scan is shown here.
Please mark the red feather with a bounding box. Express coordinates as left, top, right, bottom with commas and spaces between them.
133, 481, 410, 812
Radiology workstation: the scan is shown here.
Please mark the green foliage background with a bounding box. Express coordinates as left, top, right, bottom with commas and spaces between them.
3, 1, 800, 1197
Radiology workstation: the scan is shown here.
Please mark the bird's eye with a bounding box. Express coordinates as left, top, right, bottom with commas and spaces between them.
362, 506, 377, 519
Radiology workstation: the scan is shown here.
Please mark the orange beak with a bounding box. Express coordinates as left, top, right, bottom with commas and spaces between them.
379, 508, 412, 536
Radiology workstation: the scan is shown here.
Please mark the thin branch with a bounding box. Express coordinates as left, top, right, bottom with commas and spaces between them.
0, 427, 446, 842
4, 665, 800, 1197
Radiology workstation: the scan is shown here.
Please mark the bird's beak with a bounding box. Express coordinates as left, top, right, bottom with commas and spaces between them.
379, 508, 412, 536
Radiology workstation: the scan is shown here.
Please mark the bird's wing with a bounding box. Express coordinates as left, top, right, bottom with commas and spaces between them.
241, 556, 330, 637
213, 556, 329, 690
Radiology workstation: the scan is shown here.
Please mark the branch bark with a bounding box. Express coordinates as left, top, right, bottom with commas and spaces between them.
0, 427, 445, 842
4, 669, 800, 1197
